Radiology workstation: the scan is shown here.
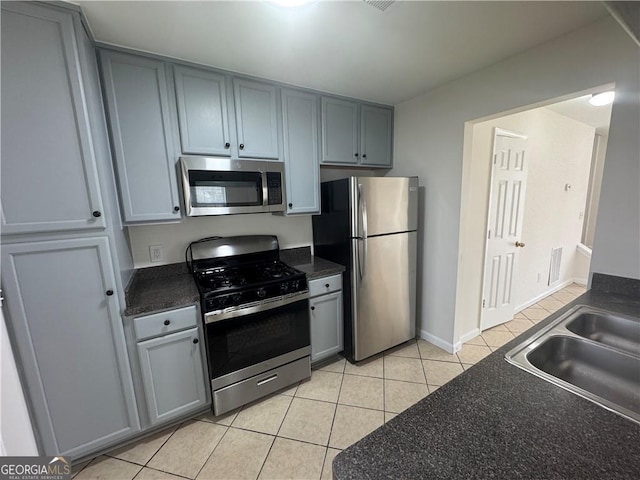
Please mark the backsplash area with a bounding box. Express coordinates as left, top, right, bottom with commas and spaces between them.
127, 214, 313, 268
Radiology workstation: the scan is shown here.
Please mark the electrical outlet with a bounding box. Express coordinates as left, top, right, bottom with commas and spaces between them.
149, 244, 164, 263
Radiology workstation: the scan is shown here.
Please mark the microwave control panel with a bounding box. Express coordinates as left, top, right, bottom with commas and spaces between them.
267, 172, 283, 205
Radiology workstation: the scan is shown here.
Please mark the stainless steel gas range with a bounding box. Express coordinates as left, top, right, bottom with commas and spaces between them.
187, 235, 311, 415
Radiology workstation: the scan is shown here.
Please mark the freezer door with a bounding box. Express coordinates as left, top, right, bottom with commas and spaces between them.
350, 177, 418, 237
350, 231, 417, 361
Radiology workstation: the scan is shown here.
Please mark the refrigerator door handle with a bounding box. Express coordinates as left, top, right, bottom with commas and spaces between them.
358, 183, 368, 279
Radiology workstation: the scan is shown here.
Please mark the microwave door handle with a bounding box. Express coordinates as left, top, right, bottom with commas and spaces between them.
261, 172, 269, 208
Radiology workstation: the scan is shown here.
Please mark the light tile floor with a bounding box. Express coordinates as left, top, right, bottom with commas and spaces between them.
73, 283, 586, 480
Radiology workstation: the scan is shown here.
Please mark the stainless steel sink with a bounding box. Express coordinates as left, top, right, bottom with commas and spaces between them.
506, 305, 640, 424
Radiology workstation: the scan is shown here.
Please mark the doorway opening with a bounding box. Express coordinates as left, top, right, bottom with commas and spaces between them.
455, 85, 614, 347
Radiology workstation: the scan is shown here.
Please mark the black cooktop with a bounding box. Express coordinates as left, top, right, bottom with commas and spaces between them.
193, 259, 307, 312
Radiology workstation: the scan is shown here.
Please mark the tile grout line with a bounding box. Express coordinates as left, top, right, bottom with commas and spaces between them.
191, 422, 232, 480
143, 422, 182, 470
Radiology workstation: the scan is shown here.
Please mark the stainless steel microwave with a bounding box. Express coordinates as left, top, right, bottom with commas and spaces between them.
180, 157, 285, 216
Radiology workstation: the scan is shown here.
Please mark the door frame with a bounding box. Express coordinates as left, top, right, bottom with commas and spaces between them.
479, 127, 528, 331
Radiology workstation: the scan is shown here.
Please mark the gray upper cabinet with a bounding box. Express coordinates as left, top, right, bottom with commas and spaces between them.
321, 96, 393, 168
100, 51, 181, 223
321, 97, 359, 165
0, 2, 106, 235
360, 105, 393, 167
233, 79, 280, 159
137, 327, 208, 426
1, 237, 140, 457
281, 89, 320, 215
174, 66, 232, 157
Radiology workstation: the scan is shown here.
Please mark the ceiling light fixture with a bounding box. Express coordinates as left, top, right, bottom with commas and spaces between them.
589, 91, 615, 106
268, 0, 316, 8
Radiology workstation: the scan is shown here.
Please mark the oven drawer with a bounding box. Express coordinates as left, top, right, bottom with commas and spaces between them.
134, 305, 198, 341
213, 356, 310, 416
309, 274, 342, 297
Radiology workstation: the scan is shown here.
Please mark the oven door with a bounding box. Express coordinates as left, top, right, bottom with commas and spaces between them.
205, 295, 310, 388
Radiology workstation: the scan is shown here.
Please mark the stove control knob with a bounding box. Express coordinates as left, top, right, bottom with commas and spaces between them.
218, 296, 227, 306
257, 288, 267, 298
292, 280, 299, 290
232, 294, 242, 303
280, 283, 289, 293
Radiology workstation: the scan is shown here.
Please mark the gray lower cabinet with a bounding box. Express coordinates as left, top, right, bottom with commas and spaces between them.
281, 89, 320, 214
233, 78, 280, 159
136, 326, 208, 426
309, 275, 344, 364
321, 96, 393, 168
100, 50, 182, 223
174, 65, 232, 157
360, 105, 393, 167
0, 237, 140, 457
0, 2, 106, 235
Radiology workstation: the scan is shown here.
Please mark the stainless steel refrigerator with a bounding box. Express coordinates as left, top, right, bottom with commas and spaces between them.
312, 176, 418, 362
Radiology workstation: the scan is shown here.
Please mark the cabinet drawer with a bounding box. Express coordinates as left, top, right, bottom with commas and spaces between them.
134, 305, 198, 341
309, 274, 342, 297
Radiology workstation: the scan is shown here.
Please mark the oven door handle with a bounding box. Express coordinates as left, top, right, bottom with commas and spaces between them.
204, 292, 310, 324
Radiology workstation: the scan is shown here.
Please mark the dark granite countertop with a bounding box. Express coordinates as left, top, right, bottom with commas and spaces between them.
334, 281, 640, 479
124, 263, 199, 317
281, 246, 345, 280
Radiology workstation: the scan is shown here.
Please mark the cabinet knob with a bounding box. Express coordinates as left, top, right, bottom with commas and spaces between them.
92, 211, 102, 218
288, 203, 293, 208
362, 154, 367, 159
224, 142, 231, 149
164, 319, 171, 326
105, 289, 114, 296
310, 306, 315, 311
173, 206, 180, 212
354, 153, 359, 157
239, 144, 245, 150
193, 338, 199, 344
325, 283, 330, 288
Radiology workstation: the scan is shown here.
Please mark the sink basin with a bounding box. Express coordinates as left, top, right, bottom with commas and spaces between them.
566, 312, 640, 356
506, 305, 640, 424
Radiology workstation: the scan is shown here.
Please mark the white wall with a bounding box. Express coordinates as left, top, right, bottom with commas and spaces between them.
1, 309, 39, 456
128, 214, 313, 268
583, 133, 608, 248
392, 16, 640, 350
456, 108, 595, 337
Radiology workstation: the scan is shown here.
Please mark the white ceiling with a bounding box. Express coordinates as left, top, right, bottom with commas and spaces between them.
546, 94, 613, 134
77, 0, 609, 105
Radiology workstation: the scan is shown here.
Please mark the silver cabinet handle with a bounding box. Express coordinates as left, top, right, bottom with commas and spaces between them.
257, 374, 278, 387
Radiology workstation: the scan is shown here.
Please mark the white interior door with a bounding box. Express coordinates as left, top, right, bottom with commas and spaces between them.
481, 128, 528, 330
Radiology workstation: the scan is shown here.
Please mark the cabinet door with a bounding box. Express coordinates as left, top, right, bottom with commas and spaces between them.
310, 291, 344, 364
281, 89, 320, 215
360, 105, 393, 167
137, 327, 207, 426
233, 79, 279, 159
174, 66, 231, 156
321, 97, 359, 165
100, 51, 181, 223
1, 237, 139, 457
0, 2, 105, 235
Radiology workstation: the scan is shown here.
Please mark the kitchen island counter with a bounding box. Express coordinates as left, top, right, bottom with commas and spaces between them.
333, 286, 640, 479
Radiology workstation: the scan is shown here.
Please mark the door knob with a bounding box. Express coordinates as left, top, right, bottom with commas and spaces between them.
515, 241, 526, 248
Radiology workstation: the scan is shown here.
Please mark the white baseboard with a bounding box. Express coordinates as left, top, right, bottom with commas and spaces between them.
419, 329, 459, 354
515, 277, 584, 312
459, 328, 481, 345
